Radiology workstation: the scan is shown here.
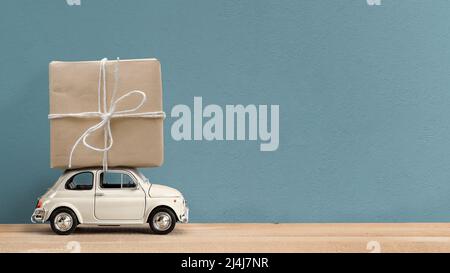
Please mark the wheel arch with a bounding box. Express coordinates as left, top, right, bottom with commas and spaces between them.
147, 205, 178, 223
47, 205, 82, 224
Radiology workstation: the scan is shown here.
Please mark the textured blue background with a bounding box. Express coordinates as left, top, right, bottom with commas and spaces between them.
1, 0, 450, 223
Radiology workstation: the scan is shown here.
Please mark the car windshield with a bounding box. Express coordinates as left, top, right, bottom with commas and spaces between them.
138, 170, 150, 183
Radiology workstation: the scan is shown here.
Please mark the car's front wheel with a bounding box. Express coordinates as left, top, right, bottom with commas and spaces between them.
149, 207, 176, 235
50, 208, 78, 235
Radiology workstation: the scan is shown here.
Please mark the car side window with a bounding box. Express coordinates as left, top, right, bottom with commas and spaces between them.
65, 172, 93, 190
100, 172, 136, 189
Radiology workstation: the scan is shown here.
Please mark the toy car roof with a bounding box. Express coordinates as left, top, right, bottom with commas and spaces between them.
64, 167, 139, 173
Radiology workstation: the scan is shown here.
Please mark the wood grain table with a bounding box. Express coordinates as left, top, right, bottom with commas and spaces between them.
1, 223, 450, 253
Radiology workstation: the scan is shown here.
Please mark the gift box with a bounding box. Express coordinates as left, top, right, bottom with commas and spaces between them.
49, 58, 164, 169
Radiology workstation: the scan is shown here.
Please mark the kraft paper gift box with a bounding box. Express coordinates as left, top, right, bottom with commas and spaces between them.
49, 58, 164, 169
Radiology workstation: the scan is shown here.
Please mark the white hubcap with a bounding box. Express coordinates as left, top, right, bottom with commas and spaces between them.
54, 212, 73, 232
153, 212, 172, 231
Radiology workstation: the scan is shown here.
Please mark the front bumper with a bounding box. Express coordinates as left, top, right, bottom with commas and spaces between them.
179, 207, 189, 223
31, 208, 46, 223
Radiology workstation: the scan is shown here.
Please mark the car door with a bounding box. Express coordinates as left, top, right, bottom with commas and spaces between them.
94, 170, 146, 220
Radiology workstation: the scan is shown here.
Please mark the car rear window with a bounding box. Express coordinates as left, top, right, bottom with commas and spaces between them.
65, 172, 93, 190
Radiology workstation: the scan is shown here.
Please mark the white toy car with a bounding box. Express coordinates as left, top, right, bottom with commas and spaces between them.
31, 168, 188, 235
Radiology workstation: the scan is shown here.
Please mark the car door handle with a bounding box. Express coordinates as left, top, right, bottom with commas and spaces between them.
95, 193, 104, 197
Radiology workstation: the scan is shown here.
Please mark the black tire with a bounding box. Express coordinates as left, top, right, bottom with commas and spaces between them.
149, 207, 176, 235
50, 208, 78, 235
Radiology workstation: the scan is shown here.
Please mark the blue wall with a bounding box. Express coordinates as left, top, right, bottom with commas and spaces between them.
1, 0, 450, 223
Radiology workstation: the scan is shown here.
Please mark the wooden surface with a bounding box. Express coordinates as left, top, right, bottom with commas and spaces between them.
1, 223, 450, 253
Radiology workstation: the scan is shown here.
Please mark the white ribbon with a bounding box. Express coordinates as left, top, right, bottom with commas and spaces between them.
48, 58, 165, 170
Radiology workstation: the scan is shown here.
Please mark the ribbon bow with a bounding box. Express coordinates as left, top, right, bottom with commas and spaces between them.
48, 58, 165, 170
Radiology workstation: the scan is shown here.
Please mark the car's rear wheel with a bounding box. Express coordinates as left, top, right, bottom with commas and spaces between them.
149, 207, 176, 235
50, 208, 78, 235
